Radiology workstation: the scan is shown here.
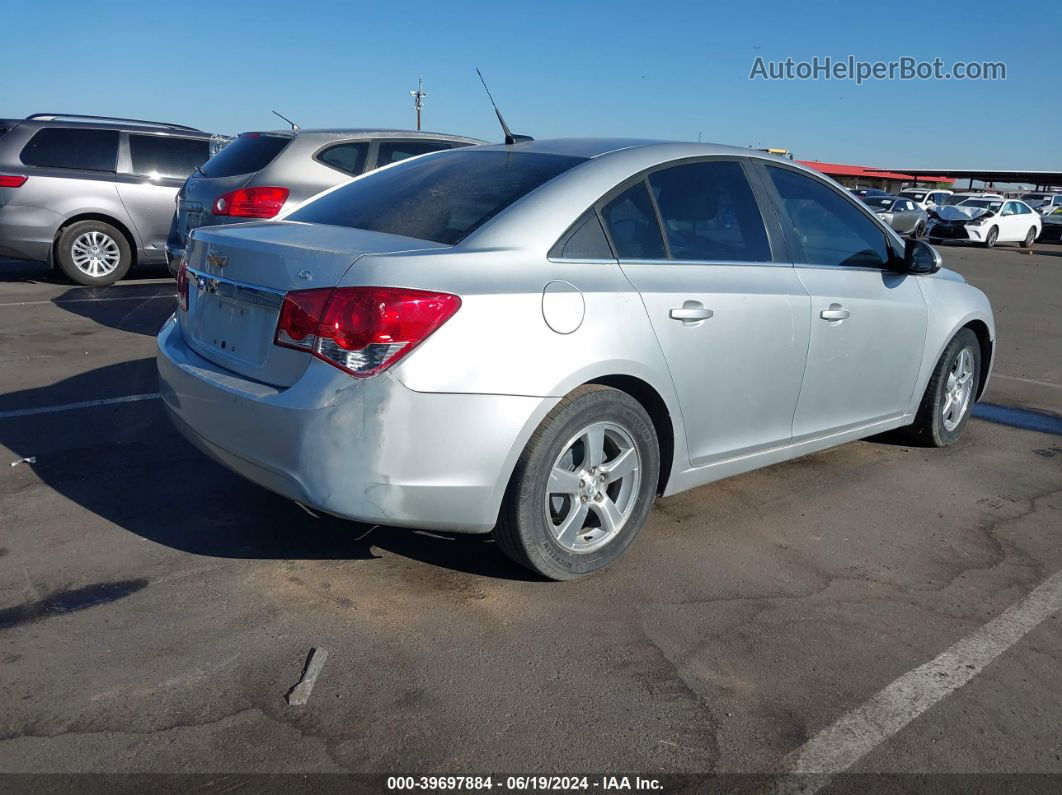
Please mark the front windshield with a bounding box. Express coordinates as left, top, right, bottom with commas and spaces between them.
900, 192, 925, 201
864, 197, 895, 210
959, 199, 1003, 211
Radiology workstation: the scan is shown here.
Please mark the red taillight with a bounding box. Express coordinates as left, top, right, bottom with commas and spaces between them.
274, 288, 333, 350
212, 186, 289, 218
176, 258, 189, 311
274, 287, 461, 377
0, 175, 27, 188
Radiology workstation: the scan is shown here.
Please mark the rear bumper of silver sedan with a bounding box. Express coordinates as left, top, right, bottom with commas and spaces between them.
157, 317, 556, 532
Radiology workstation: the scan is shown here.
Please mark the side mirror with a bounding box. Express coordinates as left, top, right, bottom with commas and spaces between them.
904, 238, 942, 274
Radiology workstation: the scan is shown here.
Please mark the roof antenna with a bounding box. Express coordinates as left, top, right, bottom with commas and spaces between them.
475, 68, 532, 145
272, 110, 299, 132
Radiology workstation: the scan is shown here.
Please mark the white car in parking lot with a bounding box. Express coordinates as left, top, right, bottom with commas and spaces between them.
927, 197, 1041, 248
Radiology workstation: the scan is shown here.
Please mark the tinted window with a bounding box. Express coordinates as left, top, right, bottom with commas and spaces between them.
767, 166, 889, 268
317, 142, 369, 176
646, 161, 770, 262
20, 128, 118, 172
201, 133, 290, 177
290, 150, 585, 245
551, 210, 613, 259
375, 140, 454, 168
601, 181, 667, 260
129, 134, 209, 179
961, 199, 1003, 211
864, 197, 894, 210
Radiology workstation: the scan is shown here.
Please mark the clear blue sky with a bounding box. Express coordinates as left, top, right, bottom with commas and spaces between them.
6, 0, 1060, 170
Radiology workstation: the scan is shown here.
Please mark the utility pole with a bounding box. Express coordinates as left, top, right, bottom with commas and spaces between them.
410, 76, 426, 131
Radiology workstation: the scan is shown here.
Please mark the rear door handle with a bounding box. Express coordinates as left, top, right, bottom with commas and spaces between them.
670, 301, 713, 324
820, 304, 850, 321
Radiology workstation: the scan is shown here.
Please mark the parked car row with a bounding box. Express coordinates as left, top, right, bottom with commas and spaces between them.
0, 113, 482, 285
847, 186, 1049, 247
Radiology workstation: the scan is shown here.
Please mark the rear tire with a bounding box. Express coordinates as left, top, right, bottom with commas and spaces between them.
494, 385, 660, 580
55, 220, 132, 286
1020, 227, 1036, 248
902, 328, 981, 447
912, 222, 925, 239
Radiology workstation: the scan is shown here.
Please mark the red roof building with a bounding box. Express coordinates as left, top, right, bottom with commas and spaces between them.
797, 161, 953, 190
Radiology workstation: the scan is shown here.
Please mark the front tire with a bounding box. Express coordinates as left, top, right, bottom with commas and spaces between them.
982, 226, 999, 248
55, 220, 132, 286
903, 328, 981, 447
494, 385, 660, 580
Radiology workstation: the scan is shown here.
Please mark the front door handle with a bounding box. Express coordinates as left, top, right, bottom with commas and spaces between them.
820, 303, 850, 322
670, 301, 713, 324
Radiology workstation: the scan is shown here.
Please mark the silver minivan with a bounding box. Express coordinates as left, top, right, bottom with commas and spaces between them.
166, 128, 483, 275
0, 114, 214, 285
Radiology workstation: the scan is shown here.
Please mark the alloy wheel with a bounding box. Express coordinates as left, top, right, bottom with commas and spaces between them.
70, 231, 121, 277
942, 347, 975, 432
545, 421, 642, 554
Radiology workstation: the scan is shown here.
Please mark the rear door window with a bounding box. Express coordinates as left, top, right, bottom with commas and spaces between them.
317, 142, 369, 176
201, 133, 290, 178
20, 128, 119, 172
766, 166, 890, 268
647, 161, 770, 262
129, 134, 210, 179
550, 210, 614, 259
375, 140, 456, 169
600, 181, 667, 260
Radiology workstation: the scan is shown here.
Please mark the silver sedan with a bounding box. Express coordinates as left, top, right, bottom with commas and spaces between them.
864, 195, 929, 237
157, 140, 995, 580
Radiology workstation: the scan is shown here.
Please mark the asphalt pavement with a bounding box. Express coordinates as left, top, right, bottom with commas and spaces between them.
0, 245, 1059, 785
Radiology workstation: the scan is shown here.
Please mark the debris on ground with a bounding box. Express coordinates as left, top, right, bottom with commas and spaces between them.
10, 457, 36, 467
286, 647, 329, 706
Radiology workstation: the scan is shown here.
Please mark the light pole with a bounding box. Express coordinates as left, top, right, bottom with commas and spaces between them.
410, 76, 427, 131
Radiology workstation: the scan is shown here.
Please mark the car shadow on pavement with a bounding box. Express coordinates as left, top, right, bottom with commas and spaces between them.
51, 283, 178, 337
0, 358, 538, 581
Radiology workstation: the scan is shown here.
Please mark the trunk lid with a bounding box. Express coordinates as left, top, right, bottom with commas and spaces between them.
179, 222, 446, 387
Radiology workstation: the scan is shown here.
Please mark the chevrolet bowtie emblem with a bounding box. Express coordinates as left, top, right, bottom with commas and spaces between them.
206, 248, 227, 268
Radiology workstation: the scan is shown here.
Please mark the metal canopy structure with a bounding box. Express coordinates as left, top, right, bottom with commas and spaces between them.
885, 168, 1062, 190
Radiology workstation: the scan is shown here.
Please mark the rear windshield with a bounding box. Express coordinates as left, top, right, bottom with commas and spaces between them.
900, 191, 925, 201
289, 150, 587, 245
864, 197, 895, 209
201, 132, 290, 178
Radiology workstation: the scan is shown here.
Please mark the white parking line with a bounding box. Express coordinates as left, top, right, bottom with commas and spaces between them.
780, 569, 1062, 783
0, 393, 160, 419
0, 295, 174, 307
993, 373, 1062, 390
